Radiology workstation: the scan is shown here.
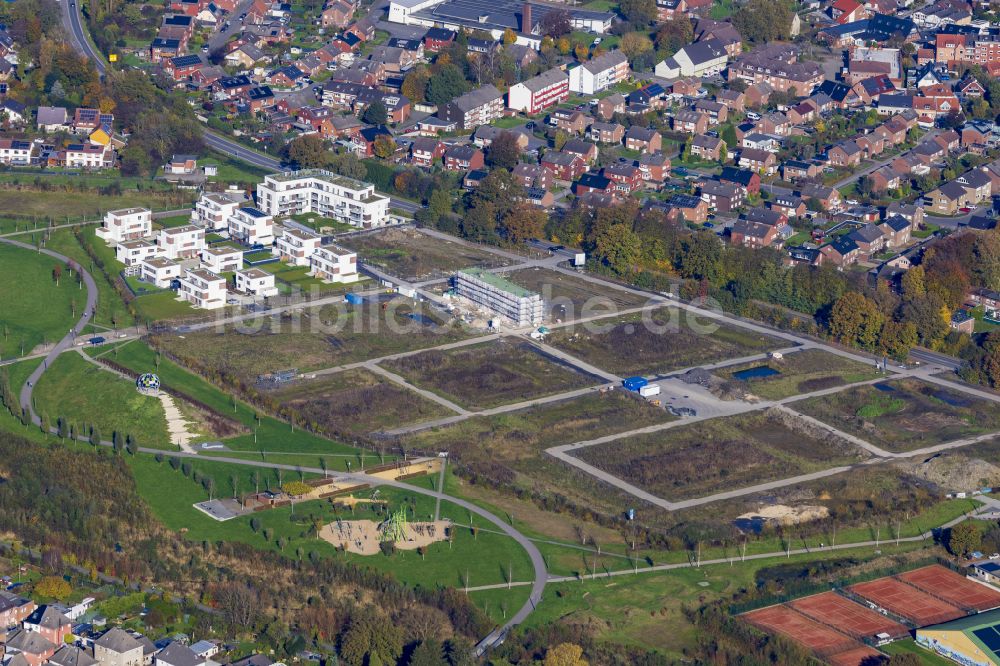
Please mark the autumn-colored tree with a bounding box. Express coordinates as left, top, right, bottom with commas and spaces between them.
372, 135, 396, 160
596, 224, 642, 275
502, 27, 517, 44
35, 575, 71, 600
282, 481, 313, 497
285, 134, 331, 169
501, 205, 546, 244
828, 292, 884, 351
544, 642, 589, 666
620, 32, 653, 61
557, 36, 571, 55
948, 521, 981, 557
402, 66, 430, 104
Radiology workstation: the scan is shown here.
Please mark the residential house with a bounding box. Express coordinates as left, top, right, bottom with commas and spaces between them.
49, 645, 98, 666
801, 183, 841, 211
199, 246, 243, 274
0, 138, 34, 166
596, 93, 626, 120
116, 240, 158, 270
5, 631, 57, 666
782, 159, 821, 181
731, 219, 781, 249
769, 194, 806, 218
409, 137, 445, 167
541, 151, 587, 181
829, 140, 863, 167
957, 168, 993, 203
176, 268, 227, 310
878, 215, 912, 248
728, 44, 824, 95
191, 192, 246, 231
638, 151, 670, 183
655, 38, 728, 78
166, 154, 198, 175
562, 138, 599, 165
550, 108, 589, 134
693, 99, 728, 124
624, 126, 661, 153
275, 227, 322, 266
23, 607, 71, 645
673, 110, 709, 134
98, 208, 152, 243
589, 122, 624, 144
869, 165, 901, 192
716, 89, 745, 112
923, 180, 970, 215
520, 187, 554, 208
309, 245, 358, 283
0, 592, 34, 630
719, 167, 760, 195
603, 162, 643, 194
700, 180, 744, 212
443, 145, 484, 171
512, 163, 552, 189
157, 225, 206, 260
140, 258, 180, 288
423, 27, 456, 51
36, 106, 69, 132
666, 194, 709, 223
573, 172, 615, 198
820, 235, 861, 267
235, 268, 279, 297
847, 224, 886, 257
322, 0, 355, 28
691, 135, 724, 160
738, 148, 777, 175
228, 207, 274, 246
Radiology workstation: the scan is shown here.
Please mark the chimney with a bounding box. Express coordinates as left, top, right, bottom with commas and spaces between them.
522, 2, 532, 34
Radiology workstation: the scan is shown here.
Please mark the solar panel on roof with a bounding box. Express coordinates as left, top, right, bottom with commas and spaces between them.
973, 627, 1000, 653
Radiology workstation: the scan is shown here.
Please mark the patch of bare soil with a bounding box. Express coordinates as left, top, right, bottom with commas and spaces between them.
897, 453, 1000, 492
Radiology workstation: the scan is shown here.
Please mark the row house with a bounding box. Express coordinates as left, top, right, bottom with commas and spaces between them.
728, 44, 824, 94
700, 180, 744, 212
624, 126, 661, 153
694, 99, 728, 124
638, 152, 670, 182
731, 219, 782, 249
691, 134, 724, 160
603, 162, 643, 194
923, 180, 974, 215
507, 67, 569, 114
738, 148, 777, 175
562, 138, 598, 165
720, 167, 761, 195
673, 110, 709, 134
551, 108, 589, 134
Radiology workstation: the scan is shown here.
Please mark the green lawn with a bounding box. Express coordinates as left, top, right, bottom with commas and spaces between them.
202, 152, 272, 184
33, 351, 171, 448
42, 227, 129, 330
88, 341, 365, 465
0, 243, 83, 358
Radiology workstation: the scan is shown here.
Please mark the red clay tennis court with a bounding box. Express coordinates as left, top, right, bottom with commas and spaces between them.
790, 591, 909, 640
848, 577, 964, 626
744, 605, 857, 655
826, 645, 885, 666
897, 565, 1000, 612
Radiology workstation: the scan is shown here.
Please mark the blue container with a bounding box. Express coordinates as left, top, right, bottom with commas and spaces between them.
345, 293, 363, 305
622, 376, 648, 392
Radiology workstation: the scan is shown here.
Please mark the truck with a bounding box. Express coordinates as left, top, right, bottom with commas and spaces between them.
639, 384, 661, 398
622, 376, 648, 392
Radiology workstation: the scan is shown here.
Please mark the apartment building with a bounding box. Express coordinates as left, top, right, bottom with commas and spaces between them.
507, 67, 569, 114
275, 227, 323, 266
454, 267, 543, 327
157, 224, 206, 260
191, 192, 247, 231
98, 208, 152, 244
177, 268, 227, 310
235, 267, 279, 297
93, 629, 145, 666
438, 84, 504, 130
308, 245, 359, 283
256, 170, 390, 228
228, 207, 275, 246
568, 50, 629, 95
199, 246, 243, 274
728, 44, 823, 94
141, 257, 182, 288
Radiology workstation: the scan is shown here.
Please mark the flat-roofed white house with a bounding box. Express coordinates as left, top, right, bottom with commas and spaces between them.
177, 267, 227, 310
157, 225, 206, 260
235, 268, 278, 297
255, 170, 390, 228
308, 245, 358, 283
116, 240, 159, 273
199, 246, 243, 274
228, 207, 274, 246
98, 208, 152, 244
191, 192, 247, 231
275, 227, 322, 266
141, 257, 182, 288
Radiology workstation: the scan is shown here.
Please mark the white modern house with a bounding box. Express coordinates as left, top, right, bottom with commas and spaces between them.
228, 207, 275, 246
255, 170, 390, 228
655, 38, 728, 78
191, 191, 247, 231
98, 208, 152, 244
64, 143, 112, 169
177, 268, 227, 310
235, 268, 279, 297
199, 246, 243, 274
309, 245, 359, 283
116, 240, 159, 272
568, 50, 629, 95
275, 227, 322, 266
140, 257, 182, 288
157, 225, 206, 260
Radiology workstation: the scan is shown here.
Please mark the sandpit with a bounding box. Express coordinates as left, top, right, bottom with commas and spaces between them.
319, 519, 451, 555
738, 504, 830, 526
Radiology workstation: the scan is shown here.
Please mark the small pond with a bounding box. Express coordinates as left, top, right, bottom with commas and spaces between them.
732, 366, 781, 381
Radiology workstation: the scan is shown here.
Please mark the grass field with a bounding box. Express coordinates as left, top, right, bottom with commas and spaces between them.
382, 338, 598, 410
0, 243, 83, 358
547, 308, 783, 377
573, 409, 866, 501
791, 378, 1000, 452
338, 227, 512, 280
287, 214, 356, 234
33, 352, 171, 448
152, 298, 471, 382
128, 453, 536, 590
716, 349, 882, 400
880, 639, 954, 665
268, 368, 453, 435
88, 341, 367, 467
504, 267, 648, 319
0, 189, 193, 221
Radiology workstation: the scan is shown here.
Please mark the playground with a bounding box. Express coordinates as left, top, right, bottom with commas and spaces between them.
319, 506, 451, 555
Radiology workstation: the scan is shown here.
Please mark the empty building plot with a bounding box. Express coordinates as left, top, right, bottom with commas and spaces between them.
897, 565, 1000, 613
790, 592, 909, 641
848, 578, 965, 626
743, 605, 859, 659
